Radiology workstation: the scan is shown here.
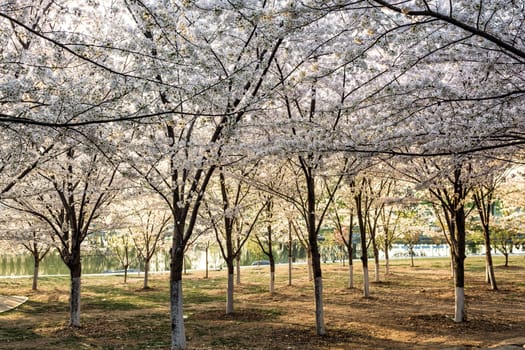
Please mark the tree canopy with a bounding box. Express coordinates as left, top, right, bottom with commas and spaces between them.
1, 1, 524, 349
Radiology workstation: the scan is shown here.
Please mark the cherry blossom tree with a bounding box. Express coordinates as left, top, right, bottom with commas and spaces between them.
327, 177, 359, 289
247, 160, 289, 293
351, 177, 372, 297
116, 2, 289, 346
3, 146, 118, 327
490, 188, 525, 267
409, 156, 473, 322
1, 1, 524, 348
0, 209, 52, 290
378, 202, 401, 275
203, 167, 268, 314
107, 231, 135, 283
332, 209, 356, 288
358, 175, 397, 283
253, 196, 284, 295
129, 205, 171, 289
19, 224, 52, 290
386, 148, 517, 324
471, 172, 504, 290
402, 230, 421, 268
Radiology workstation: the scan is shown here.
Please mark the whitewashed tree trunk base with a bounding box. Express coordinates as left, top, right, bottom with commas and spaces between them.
314, 276, 326, 335
226, 273, 234, 314
454, 287, 465, 322
171, 280, 186, 350
363, 266, 370, 298
348, 264, 354, 289
32, 264, 39, 291
70, 277, 81, 327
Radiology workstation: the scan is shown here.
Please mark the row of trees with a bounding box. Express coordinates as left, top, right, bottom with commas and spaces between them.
1, 151, 524, 340
5, 176, 522, 286
1, 1, 524, 349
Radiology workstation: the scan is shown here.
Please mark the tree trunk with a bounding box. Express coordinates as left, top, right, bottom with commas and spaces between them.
143, 260, 150, 289
450, 246, 454, 278
288, 225, 292, 286
455, 286, 465, 322
307, 248, 313, 281
355, 189, 370, 298
430, 166, 468, 323
236, 255, 241, 285
348, 260, 354, 289
170, 279, 186, 350
473, 187, 497, 290
270, 257, 275, 295
362, 265, 370, 298
385, 248, 390, 275
504, 253, 509, 267
170, 247, 186, 350
452, 202, 467, 322
314, 276, 325, 334
32, 258, 39, 291
306, 164, 325, 335
410, 251, 415, 267
226, 262, 234, 314
205, 245, 209, 279
347, 243, 354, 288
124, 264, 129, 284
372, 242, 380, 282
359, 231, 370, 297
484, 239, 497, 290
270, 271, 275, 295
453, 255, 465, 322
311, 242, 325, 335
288, 259, 292, 286
69, 261, 82, 327
374, 257, 380, 283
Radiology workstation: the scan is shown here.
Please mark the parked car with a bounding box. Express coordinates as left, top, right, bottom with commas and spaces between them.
251, 260, 270, 266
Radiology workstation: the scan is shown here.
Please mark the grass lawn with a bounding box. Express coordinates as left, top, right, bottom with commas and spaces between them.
0, 255, 524, 349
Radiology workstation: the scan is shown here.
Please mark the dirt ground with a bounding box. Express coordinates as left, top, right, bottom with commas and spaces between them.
208, 261, 525, 350
0, 257, 524, 349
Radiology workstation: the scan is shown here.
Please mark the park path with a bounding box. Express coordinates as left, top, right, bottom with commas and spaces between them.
0, 295, 27, 313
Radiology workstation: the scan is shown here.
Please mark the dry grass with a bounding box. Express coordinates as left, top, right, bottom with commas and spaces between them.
0, 256, 524, 349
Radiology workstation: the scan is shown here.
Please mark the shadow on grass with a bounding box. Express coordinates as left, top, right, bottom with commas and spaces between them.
191, 307, 282, 322
0, 320, 41, 343
199, 323, 415, 350
21, 299, 68, 314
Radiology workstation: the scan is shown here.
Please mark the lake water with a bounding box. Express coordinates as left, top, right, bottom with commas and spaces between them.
0, 252, 170, 277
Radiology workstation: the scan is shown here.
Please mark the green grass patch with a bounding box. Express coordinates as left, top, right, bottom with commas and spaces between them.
185, 288, 225, 303
83, 298, 144, 311
0, 323, 41, 342
211, 336, 242, 347
22, 300, 69, 314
